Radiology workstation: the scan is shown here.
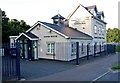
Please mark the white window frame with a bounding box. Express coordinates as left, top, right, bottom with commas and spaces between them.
94, 25, 97, 34
102, 28, 104, 36
47, 42, 55, 54
99, 26, 101, 35
101, 42, 104, 50
81, 43, 84, 54
71, 42, 76, 55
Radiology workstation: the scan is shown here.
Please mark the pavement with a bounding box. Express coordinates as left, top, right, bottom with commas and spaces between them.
20, 53, 119, 82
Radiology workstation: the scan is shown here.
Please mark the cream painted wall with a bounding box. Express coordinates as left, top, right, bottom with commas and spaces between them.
30, 24, 95, 61
31, 24, 69, 61
69, 16, 92, 36
67, 39, 92, 60
68, 5, 107, 50
69, 6, 92, 36
91, 18, 107, 46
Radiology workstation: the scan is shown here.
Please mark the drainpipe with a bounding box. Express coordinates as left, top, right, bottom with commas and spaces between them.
16, 42, 21, 80
67, 37, 71, 61
76, 42, 80, 65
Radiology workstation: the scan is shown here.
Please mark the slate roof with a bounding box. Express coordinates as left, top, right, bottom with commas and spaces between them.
41, 22, 92, 39
15, 32, 39, 40
24, 32, 39, 39
51, 14, 65, 19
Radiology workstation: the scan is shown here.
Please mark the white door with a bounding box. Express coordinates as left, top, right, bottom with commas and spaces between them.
33, 40, 38, 60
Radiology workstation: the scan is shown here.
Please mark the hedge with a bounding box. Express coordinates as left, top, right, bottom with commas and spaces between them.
116, 45, 120, 52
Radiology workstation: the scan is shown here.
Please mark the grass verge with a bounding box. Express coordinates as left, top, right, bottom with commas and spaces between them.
116, 45, 120, 52
112, 63, 120, 70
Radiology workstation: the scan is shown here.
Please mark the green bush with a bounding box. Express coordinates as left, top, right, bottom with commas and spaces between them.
112, 63, 120, 70
116, 45, 120, 52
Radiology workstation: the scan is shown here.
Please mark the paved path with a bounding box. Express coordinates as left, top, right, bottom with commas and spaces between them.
22, 53, 119, 81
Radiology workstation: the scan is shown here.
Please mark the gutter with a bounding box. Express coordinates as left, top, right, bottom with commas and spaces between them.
67, 37, 93, 40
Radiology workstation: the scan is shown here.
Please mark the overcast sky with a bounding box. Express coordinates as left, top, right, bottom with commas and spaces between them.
1, 0, 119, 29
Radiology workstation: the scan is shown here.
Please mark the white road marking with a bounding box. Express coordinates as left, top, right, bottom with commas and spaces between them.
89, 70, 111, 83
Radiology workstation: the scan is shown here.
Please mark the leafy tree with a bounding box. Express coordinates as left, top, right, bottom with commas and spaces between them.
2, 10, 30, 43
107, 28, 120, 43
2, 11, 10, 43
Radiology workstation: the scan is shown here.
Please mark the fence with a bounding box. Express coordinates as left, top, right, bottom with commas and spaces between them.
52, 42, 116, 62
2, 48, 17, 81
2, 43, 21, 81
0, 48, 4, 56
76, 43, 116, 65
106, 44, 116, 54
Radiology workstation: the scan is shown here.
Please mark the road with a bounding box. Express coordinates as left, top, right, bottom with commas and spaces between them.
20, 53, 119, 81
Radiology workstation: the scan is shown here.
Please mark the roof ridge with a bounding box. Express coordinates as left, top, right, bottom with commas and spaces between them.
51, 14, 65, 19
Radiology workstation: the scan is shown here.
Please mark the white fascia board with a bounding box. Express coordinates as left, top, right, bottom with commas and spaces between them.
21, 33, 38, 40
40, 23, 69, 39
26, 21, 69, 39
15, 33, 38, 41
70, 37, 93, 40
9, 36, 18, 38
15, 33, 24, 40
26, 21, 40, 33
31, 39, 39, 40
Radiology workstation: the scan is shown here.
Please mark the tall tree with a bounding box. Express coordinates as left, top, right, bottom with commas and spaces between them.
2, 10, 30, 43
2, 11, 10, 43
0, 9, 2, 46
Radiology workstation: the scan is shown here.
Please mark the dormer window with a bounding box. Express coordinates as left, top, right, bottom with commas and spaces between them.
86, 5, 97, 16
97, 15, 101, 19
93, 10, 97, 16
97, 11, 104, 21
101, 16, 104, 21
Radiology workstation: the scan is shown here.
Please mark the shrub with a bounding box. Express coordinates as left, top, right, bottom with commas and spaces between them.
116, 45, 120, 52
112, 63, 120, 70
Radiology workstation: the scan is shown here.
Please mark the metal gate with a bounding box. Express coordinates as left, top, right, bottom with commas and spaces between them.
2, 42, 21, 81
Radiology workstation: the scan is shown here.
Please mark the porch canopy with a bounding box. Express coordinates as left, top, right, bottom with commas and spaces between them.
15, 32, 39, 60
15, 32, 39, 41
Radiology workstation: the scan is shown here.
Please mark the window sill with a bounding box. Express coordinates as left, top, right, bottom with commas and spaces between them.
46, 53, 55, 55
81, 52, 84, 54
71, 53, 76, 56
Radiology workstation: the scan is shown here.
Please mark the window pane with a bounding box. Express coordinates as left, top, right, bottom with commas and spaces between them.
94, 26, 97, 33
47, 43, 55, 54
81, 43, 84, 53
71, 43, 76, 54
47, 44, 50, 53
